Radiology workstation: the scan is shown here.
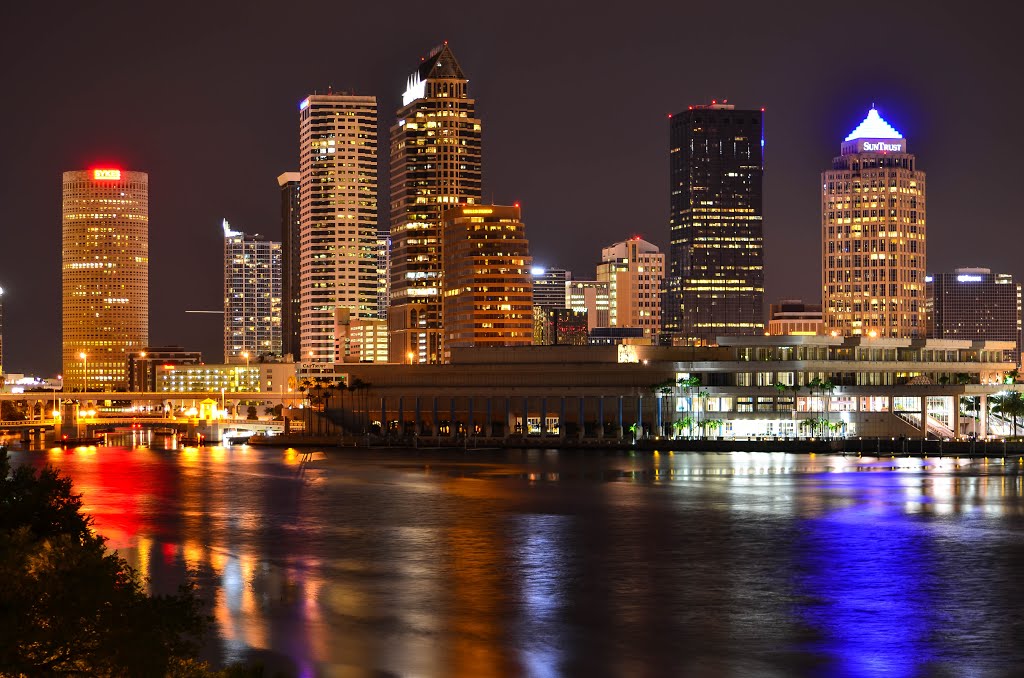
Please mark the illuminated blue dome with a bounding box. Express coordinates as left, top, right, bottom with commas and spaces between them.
845, 108, 903, 141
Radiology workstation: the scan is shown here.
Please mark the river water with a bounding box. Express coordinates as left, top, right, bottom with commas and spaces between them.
11, 444, 1024, 677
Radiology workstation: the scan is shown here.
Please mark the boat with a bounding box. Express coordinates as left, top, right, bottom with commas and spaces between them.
226, 434, 253, 445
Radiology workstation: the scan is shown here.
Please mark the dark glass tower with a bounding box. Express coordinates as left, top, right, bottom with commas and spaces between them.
278, 172, 301, 359
666, 102, 764, 345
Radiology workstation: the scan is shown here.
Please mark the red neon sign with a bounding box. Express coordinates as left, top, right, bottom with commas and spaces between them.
93, 169, 121, 181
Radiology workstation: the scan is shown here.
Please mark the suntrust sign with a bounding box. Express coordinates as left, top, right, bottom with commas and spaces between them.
858, 139, 905, 153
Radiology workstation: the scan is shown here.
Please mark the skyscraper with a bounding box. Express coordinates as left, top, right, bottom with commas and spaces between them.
223, 219, 282, 362
298, 92, 378, 363
596, 237, 665, 338
441, 205, 533, 355
927, 268, 1021, 363
822, 107, 926, 338
389, 43, 483, 364
277, 171, 301, 360
667, 101, 765, 345
62, 168, 148, 391
532, 267, 571, 309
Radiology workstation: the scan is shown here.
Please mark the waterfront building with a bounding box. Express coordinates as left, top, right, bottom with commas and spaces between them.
278, 172, 301, 360
666, 101, 765, 344
533, 307, 588, 346
389, 43, 483, 364
157, 361, 297, 394
927, 268, 1022, 363
822, 107, 926, 338
768, 300, 824, 336
326, 336, 1015, 440
62, 168, 148, 390
566, 280, 610, 330
441, 205, 533, 355
532, 267, 571, 309
298, 92, 379, 363
127, 346, 203, 391
596, 237, 665, 338
223, 219, 282, 363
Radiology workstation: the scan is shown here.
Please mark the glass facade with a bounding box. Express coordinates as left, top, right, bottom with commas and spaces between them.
927, 269, 1022, 363
388, 44, 483, 364
62, 169, 149, 390
278, 172, 301, 360
666, 103, 765, 345
223, 221, 282, 362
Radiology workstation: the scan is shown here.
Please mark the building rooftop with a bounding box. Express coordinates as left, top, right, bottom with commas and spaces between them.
845, 107, 903, 141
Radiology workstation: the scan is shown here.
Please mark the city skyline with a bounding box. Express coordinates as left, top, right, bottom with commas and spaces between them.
1, 1, 1021, 373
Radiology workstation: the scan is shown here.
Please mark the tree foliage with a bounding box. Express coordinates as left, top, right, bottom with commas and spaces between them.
0, 451, 208, 676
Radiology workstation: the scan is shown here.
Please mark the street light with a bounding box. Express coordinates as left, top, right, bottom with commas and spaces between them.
407, 351, 414, 365
52, 375, 62, 420
79, 352, 88, 392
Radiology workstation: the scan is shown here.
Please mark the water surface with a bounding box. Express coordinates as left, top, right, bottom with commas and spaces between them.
12, 445, 1024, 677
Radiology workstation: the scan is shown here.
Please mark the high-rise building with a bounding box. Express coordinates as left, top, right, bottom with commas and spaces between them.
822, 107, 926, 338
277, 171, 301, 360
596, 237, 665, 338
667, 101, 765, 345
389, 43, 483, 364
768, 300, 824, 336
566, 280, 610, 331
533, 307, 588, 346
62, 168, 148, 391
531, 267, 571, 309
298, 92, 379, 363
441, 205, 532, 354
927, 268, 1022, 363
223, 219, 282, 363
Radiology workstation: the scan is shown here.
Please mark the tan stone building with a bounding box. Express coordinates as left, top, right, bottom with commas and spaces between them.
822, 108, 926, 338
596, 237, 665, 338
441, 205, 532, 357
62, 169, 148, 390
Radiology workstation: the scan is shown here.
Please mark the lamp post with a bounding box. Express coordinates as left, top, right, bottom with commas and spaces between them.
137, 351, 146, 392
79, 352, 88, 393
52, 375, 62, 421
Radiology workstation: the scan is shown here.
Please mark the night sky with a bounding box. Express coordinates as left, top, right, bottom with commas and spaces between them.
1, 1, 1020, 375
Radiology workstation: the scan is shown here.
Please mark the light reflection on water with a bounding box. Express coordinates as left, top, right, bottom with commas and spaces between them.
10, 446, 1024, 676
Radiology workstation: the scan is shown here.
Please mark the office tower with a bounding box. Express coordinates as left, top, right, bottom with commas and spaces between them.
62, 168, 148, 391
533, 307, 588, 346
389, 43, 483, 364
532, 267, 571, 309
767, 300, 824, 336
927, 268, 1022, 362
127, 346, 203, 391
298, 92, 379, 363
822, 107, 926, 338
223, 219, 282, 363
566, 280, 611, 330
0, 286, 4, 375
596, 237, 665, 338
278, 171, 301, 359
667, 101, 765, 345
441, 205, 532, 354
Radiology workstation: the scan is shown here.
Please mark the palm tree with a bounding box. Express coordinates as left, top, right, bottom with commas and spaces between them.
1005, 369, 1020, 385
992, 391, 1024, 439
678, 375, 701, 430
